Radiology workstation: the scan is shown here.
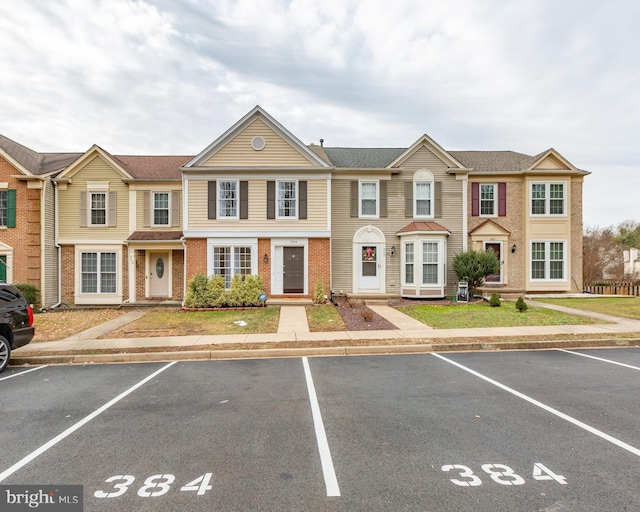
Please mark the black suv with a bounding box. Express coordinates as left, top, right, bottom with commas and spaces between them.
0, 283, 35, 373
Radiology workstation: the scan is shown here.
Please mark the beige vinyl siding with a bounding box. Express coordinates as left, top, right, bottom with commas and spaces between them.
58, 155, 130, 241
136, 188, 182, 230
42, 179, 58, 307
204, 119, 315, 167
331, 145, 465, 297
187, 178, 328, 231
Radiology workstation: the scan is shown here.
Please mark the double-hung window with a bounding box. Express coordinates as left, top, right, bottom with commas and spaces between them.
0, 191, 6, 226
480, 184, 497, 216
153, 192, 170, 226
277, 181, 297, 218
422, 242, 439, 284
81, 252, 117, 293
531, 241, 565, 280
212, 246, 252, 288
415, 182, 432, 217
90, 192, 107, 225
218, 181, 238, 219
531, 182, 566, 216
360, 181, 378, 217
405, 243, 414, 284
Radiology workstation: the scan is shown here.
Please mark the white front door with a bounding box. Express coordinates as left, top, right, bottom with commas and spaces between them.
150, 252, 169, 297
359, 244, 380, 290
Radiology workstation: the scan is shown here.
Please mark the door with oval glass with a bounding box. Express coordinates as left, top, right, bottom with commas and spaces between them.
150, 252, 169, 297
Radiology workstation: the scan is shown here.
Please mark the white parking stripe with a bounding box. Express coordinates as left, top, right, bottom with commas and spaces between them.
558, 349, 640, 371
0, 366, 46, 381
302, 357, 341, 497
0, 361, 176, 482
433, 353, 640, 458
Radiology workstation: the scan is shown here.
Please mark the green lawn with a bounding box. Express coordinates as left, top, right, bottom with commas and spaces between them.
398, 302, 602, 329
306, 304, 347, 332
104, 307, 280, 338
534, 297, 640, 321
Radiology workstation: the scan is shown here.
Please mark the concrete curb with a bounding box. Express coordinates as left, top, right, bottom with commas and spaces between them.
11, 337, 640, 367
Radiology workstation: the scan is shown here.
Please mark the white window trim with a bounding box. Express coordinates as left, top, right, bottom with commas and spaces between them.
217, 180, 240, 220
414, 181, 433, 218
89, 191, 108, 227
401, 237, 446, 288
151, 191, 171, 227
207, 238, 258, 288
276, 179, 298, 220
530, 240, 567, 282
530, 182, 567, 217
359, 180, 379, 219
480, 183, 498, 218
74, 245, 122, 305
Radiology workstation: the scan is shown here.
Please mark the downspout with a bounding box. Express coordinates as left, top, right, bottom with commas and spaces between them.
181, 236, 187, 307
462, 174, 468, 251
51, 180, 63, 309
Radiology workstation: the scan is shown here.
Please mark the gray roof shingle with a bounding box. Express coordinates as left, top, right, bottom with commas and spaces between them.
0, 134, 81, 175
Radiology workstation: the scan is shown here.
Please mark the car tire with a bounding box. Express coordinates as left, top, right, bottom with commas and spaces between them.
0, 335, 10, 373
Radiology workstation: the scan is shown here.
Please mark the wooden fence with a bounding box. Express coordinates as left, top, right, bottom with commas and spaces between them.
584, 283, 640, 296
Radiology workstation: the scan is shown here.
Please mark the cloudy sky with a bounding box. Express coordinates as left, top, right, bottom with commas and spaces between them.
1, 0, 638, 229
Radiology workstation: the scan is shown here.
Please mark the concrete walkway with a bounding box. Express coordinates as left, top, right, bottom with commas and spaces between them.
11, 300, 640, 366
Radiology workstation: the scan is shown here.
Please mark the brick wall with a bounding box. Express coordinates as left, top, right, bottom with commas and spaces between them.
172, 249, 184, 300
308, 238, 331, 299
60, 245, 75, 305
0, 157, 42, 289
258, 238, 271, 292
185, 238, 207, 284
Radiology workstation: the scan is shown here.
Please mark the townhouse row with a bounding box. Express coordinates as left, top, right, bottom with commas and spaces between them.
0, 106, 589, 307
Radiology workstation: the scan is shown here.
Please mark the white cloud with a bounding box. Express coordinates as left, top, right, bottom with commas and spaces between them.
0, 0, 638, 226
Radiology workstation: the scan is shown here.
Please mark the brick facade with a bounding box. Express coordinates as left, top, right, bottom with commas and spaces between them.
0, 157, 42, 290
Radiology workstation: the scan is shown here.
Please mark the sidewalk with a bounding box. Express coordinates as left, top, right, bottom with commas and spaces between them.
11, 301, 640, 367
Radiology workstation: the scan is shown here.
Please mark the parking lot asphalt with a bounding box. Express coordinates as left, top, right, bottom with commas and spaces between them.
2, 349, 640, 511
10, 300, 640, 369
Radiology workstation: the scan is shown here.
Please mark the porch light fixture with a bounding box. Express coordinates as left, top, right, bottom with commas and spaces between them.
511, 244, 517, 253
390, 245, 396, 256
263, 253, 269, 264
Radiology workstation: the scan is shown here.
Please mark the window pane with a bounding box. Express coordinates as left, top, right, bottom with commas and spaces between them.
549, 242, 564, 279
549, 184, 564, 214
81, 253, 98, 293
422, 243, 438, 284
91, 193, 106, 225
100, 253, 117, 293
213, 247, 231, 288
153, 192, 169, 225
415, 183, 431, 216
219, 181, 237, 217
480, 184, 495, 215
278, 181, 297, 217
234, 247, 252, 276
531, 184, 546, 215
531, 242, 546, 279
361, 182, 377, 215
405, 243, 414, 284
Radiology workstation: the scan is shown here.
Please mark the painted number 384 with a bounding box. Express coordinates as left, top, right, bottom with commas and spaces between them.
94, 473, 213, 498
442, 463, 567, 487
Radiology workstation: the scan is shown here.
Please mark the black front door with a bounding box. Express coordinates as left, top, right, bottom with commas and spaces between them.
283, 247, 304, 293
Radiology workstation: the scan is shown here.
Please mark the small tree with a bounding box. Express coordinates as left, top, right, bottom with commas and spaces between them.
313, 279, 326, 304
452, 250, 500, 299
489, 293, 501, 307
515, 296, 528, 312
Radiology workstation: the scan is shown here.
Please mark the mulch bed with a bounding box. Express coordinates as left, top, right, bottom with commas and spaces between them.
332, 296, 398, 330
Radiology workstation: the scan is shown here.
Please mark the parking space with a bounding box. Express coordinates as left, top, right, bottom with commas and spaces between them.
1, 349, 640, 511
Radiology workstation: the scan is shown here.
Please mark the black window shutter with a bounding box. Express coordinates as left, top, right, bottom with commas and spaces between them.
240, 181, 248, 219
434, 181, 442, 218
380, 181, 387, 218
350, 181, 358, 217
405, 181, 413, 217
208, 181, 216, 219
267, 181, 275, 219
299, 181, 307, 219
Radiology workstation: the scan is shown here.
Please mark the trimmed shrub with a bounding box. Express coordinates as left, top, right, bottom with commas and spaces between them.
489, 293, 501, 307
515, 296, 528, 312
452, 250, 500, 298
15, 284, 39, 307
185, 273, 265, 308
